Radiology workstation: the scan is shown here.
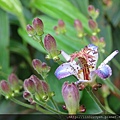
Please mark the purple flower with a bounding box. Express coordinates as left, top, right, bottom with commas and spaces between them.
55, 44, 119, 85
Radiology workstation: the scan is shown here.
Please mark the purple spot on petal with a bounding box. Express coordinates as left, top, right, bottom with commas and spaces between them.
95, 65, 112, 79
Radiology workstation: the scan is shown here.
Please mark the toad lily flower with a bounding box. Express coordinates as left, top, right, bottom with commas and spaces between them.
55, 44, 119, 86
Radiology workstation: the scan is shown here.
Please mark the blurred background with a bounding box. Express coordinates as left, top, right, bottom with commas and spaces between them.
0, 0, 120, 116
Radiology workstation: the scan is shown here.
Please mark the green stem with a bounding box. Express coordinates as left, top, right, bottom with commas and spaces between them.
10, 98, 50, 113
34, 97, 65, 114
50, 97, 59, 110
86, 88, 114, 114
104, 97, 115, 114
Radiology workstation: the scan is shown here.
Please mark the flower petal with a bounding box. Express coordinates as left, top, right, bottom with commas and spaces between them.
99, 50, 119, 68
61, 50, 71, 61
87, 44, 98, 70
55, 63, 74, 80
95, 65, 112, 79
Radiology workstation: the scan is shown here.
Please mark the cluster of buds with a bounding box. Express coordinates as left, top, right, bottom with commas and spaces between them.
54, 20, 66, 34
32, 59, 50, 79
0, 73, 22, 99
90, 36, 106, 53
62, 81, 86, 114
88, 5, 99, 20
44, 34, 60, 61
23, 75, 54, 104
88, 19, 100, 35
26, 18, 44, 41
74, 19, 86, 38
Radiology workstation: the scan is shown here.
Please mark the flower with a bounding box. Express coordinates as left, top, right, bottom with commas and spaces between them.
55, 44, 119, 87
62, 81, 80, 114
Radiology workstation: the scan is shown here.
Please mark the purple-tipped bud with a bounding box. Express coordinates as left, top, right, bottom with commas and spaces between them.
62, 81, 80, 114
90, 36, 99, 45
58, 20, 65, 28
88, 5, 99, 19
8, 73, 19, 92
88, 5, 95, 15
32, 59, 50, 77
44, 34, 57, 52
32, 59, 42, 73
89, 19, 97, 30
41, 81, 50, 93
0, 80, 12, 98
74, 19, 84, 38
24, 79, 36, 94
88, 19, 100, 35
33, 18, 44, 36
42, 62, 51, 73
26, 24, 36, 37
44, 34, 60, 60
23, 91, 31, 100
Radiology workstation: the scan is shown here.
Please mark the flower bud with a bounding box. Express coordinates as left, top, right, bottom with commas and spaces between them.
8, 73, 20, 93
88, 19, 100, 35
26, 24, 36, 37
32, 59, 50, 78
88, 5, 99, 19
24, 79, 36, 94
32, 59, 42, 73
58, 20, 66, 34
62, 81, 80, 114
33, 18, 44, 36
74, 19, 85, 38
88, 5, 95, 15
23, 91, 31, 100
0, 80, 13, 98
41, 62, 50, 73
44, 34, 60, 61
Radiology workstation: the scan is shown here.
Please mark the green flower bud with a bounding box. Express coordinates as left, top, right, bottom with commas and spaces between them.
33, 18, 44, 36
26, 24, 36, 37
8, 73, 20, 93
0, 80, 13, 99
44, 34, 60, 61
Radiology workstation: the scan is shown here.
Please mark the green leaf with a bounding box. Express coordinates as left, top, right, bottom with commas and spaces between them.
69, 0, 89, 17
80, 89, 102, 114
0, 9, 10, 79
10, 40, 32, 65
0, 0, 26, 29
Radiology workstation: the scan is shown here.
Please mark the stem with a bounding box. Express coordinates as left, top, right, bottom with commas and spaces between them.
33, 97, 65, 114
86, 88, 114, 114
50, 97, 59, 110
104, 97, 115, 114
10, 98, 50, 113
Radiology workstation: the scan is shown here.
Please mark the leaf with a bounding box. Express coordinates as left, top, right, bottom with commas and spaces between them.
69, 0, 89, 17
0, 0, 26, 29
80, 89, 102, 114
106, 0, 120, 27
0, 9, 10, 79
9, 40, 32, 65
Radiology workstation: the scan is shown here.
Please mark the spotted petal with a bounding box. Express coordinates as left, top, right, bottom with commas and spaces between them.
95, 65, 112, 79
87, 44, 98, 70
